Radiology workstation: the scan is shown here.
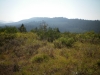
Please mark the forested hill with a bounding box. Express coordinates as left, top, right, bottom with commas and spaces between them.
0, 17, 100, 33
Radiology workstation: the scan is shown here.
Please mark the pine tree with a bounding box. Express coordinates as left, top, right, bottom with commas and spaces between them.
19, 24, 27, 32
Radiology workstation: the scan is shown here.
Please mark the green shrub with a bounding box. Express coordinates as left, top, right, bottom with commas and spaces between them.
0, 26, 18, 33
54, 37, 75, 48
53, 39, 62, 48
0, 32, 16, 47
0, 26, 18, 46
65, 37, 75, 47
76, 31, 100, 44
31, 54, 49, 63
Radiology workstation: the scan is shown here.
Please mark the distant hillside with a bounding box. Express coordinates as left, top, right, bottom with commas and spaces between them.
0, 17, 100, 33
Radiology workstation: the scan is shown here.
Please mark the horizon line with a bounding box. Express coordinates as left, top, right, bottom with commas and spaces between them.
1, 17, 100, 23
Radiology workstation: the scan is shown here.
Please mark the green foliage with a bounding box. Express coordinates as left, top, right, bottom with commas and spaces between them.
46, 27, 60, 42
54, 37, 75, 48
53, 39, 62, 48
0, 26, 18, 33
0, 26, 18, 46
76, 31, 100, 44
18, 24, 27, 32
31, 24, 60, 42
31, 54, 49, 63
0, 24, 100, 75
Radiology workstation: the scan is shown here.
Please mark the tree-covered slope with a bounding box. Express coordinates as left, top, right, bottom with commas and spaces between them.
1, 17, 100, 33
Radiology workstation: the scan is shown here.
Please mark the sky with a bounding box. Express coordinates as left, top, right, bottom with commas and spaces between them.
0, 0, 100, 22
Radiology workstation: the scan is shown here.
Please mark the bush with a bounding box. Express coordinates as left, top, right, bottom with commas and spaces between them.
0, 26, 17, 46
0, 26, 18, 33
0, 32, 17, 47
76, 31, 100, 44
54, 37, 75, 48
31, 54, 49, 63
53, 39, 62, 48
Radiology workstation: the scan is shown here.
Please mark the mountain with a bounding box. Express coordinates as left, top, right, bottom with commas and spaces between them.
0, 17, 100, 33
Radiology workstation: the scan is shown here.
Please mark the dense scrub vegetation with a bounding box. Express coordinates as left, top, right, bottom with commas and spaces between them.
0, 25, 100, 75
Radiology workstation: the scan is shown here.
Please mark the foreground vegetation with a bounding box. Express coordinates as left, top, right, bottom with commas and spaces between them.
0, 25, 100, 75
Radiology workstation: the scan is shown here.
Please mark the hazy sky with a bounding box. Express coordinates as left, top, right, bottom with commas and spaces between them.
0, 0, 100, 22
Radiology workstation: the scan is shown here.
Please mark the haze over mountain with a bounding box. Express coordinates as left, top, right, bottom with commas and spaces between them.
0, 17, 100, 33
0, 0, 100, 22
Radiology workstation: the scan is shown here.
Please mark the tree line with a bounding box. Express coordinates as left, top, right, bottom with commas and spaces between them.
0, 22, 100, 47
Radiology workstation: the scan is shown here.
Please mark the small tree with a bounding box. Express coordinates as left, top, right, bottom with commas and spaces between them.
18, 24, 27, 32
30, 21, 61, 42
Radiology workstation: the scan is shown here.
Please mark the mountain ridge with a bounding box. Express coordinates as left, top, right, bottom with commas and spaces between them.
0, 17, 100, 33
